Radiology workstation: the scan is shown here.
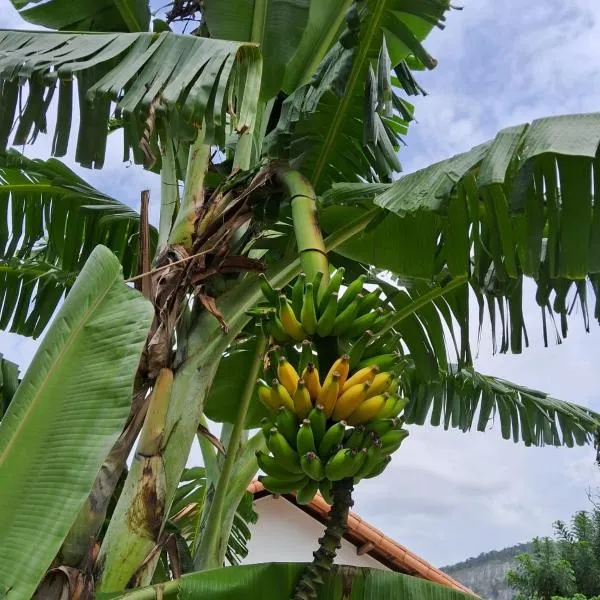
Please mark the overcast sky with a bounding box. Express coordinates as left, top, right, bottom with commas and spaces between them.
1, 0, 600, 568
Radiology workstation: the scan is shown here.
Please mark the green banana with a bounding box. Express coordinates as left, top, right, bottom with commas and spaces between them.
297, 419, 317, 455
316, 294, 338, 337
331, 296, 360, 336
349, 447, 369, 477
259, 273, 279, 305
318, 267, 344, 312
291, 273, 307, 317
279, 294, 307, 341
308, 404, 327, 446
256, 451, 302, 480
380, 429, 409, 454
276, 406, 299, 448
378, 394, 399, 420
362, 331, 396, 359
348, 330, 374, 369
319, 478, 334, 505
366, 417, 400, 437
317, 421, 346, 459
300, 282, 318, 335
296, 478, 320, 505
371, 309, 393, 333
267, 428, 302, 474
357, 288, 382, 314
325, 448, 358, 481
259, 474, 307, 494
357, 353, 397, 371
345, 426, 366, 449
338, 274, 366, 312
298, 340, 313, 375
260, 417, 274, 437
265, 313, 292, 343
353, 445, 382, 482
301, 452, 325, 481
364, 455, 391, 479
386, 397, 408, 418
344, 310, 380, 339
312, 271, 324, 305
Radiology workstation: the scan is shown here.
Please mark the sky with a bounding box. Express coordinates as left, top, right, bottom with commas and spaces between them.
1, 0, 600, 568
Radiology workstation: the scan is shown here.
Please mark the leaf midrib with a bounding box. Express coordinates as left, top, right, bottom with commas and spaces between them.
0, 268, 117, 467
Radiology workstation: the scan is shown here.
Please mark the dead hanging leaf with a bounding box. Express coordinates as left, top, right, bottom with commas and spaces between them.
33, 566, 93, 600
197, 422, 226, 455
219, 255, 266, 273
196, 292, 229, 333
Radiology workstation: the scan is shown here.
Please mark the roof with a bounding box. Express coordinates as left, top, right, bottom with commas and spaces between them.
248, 480, 474, 596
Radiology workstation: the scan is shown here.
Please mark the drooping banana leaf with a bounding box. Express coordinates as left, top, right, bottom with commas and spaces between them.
8, 0, 151, 32
0, 244, 153, 600
0, 30, 262, 169
0, 149, 154, 338
320, 114, 600, 352
0, 353, 19, 418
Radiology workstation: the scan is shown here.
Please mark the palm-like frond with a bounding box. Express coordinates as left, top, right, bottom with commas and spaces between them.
320, 114, 600, 352
266, 0, 450, 191
401, 362, 600, 448
0, 149, 153, 337
8, 0, 151, 33
0, 30, 262, 168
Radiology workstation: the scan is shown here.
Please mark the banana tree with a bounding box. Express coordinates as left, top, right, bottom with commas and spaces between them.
1, 0, 600, 599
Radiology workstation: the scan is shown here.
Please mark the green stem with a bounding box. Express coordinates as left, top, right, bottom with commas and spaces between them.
193, 333, 267, 570
292, 478, 354, 600
168, 128, 210, 248
277, 167, 330, 286
158, 134, 179, 252
376, 275, 469, 339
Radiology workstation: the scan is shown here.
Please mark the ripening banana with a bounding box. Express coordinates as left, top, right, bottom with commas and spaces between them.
346, 393, 387, 425
293, 380, 313, 421
259, 474, 308, 494
316, 294, 338, 337
331, 381, 371, 421
277, 357, 300, 396
317, 371, 340, 419
256, 451, 302, 480
338, 274, 366, 312
302, 362, 321, 401
341, 365, 379, 394
318, 267, 345, 313
366, 372, 395, 398
300, 282, 318, 335
296, 478, 320, 505
301, 452, 325, 481
325, 355, 350, 390
297, 419, 317, 455
308, 404, 327, 445
317, 421, 346, 459
276, 406, 299, 448
272, 380, 295, 412
279, 294, 306, 341
257, 379, 279, 413
265, 313, 292, 344
267, 428, 303, 474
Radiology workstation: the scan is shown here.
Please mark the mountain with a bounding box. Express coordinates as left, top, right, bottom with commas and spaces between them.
441, 543, 531, 600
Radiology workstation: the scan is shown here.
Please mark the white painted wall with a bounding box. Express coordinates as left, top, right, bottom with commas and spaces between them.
242, 496, 390, 570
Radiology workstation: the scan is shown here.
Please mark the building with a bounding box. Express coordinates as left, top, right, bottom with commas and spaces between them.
243, 481, 473, 595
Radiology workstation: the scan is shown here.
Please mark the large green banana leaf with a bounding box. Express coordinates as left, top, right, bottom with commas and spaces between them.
8, 0, 150, 32
100, 563, 474, 600
0, 30, 261, 168
0, 244, 153, 600
0, 353, 19, 418
320, 114, 600, 351
0, 149, 154, 338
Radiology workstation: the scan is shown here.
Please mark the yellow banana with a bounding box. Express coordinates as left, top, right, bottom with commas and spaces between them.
293, 380, 313, 420
277, 357, 300, 396
366, 372, 394, 398
341, 365, 379, 394
257, 379, 279, 413
318, 371, 341, 419
278, 294, 306, 341
302, 362, 321, 401
272, 379, 295, 411
331, 381, 371, 421
325, 355, 350, 390
347, 393, 387, 425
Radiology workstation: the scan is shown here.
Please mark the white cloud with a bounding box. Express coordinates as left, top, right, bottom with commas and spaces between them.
2, 0, 600, 570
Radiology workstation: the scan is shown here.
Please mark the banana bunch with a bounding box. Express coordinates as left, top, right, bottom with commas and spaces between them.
258, 268, 393, 342
256, 354, 409, 504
